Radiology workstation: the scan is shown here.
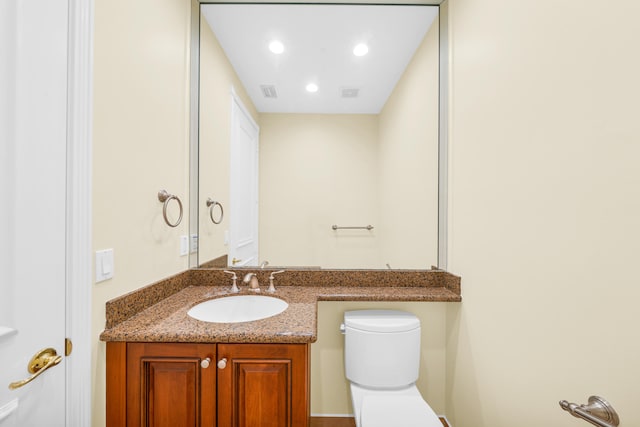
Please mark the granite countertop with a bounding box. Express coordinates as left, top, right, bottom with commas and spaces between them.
100, 268, 461, 344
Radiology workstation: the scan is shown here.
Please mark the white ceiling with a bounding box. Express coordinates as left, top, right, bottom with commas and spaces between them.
202, 4, 438, 114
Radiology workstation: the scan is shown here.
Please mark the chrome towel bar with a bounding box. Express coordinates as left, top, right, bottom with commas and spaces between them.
332, 224, 374, 231
560, 396, 620, 427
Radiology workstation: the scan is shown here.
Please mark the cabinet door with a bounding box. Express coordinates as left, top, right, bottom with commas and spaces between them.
217, 343, 309, 427
127, 343, 217, 427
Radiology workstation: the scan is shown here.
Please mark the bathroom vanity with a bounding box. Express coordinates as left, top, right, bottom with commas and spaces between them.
101, 268, 460, 426
107, 342, 308, 426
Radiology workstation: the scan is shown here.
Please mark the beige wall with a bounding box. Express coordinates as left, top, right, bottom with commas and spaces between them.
198, 15, 258, 265
259, 114, 381, 268
91, 0, 191, 425
445, 0, 640, 426
378, 16, 439, 268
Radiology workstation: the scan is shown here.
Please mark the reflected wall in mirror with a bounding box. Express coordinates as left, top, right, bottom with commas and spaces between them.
197, 3, 441, 270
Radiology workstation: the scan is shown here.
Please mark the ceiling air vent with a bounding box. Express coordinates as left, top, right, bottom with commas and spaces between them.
260, 85, 278, 98
341, 88, 359, 98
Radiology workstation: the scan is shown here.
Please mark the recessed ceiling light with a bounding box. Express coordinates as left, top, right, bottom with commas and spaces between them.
305, 83, 319, 93
353, 43, 369, 57
269, 40, 284, 54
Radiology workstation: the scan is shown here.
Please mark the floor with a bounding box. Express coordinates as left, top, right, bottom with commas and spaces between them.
309, 416, 450, 427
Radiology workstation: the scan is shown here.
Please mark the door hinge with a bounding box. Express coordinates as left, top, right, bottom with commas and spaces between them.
65, 338, 73, 356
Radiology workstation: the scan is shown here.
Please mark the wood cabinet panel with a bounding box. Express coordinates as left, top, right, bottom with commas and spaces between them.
233, 360, 289, 426
126, 343, 216, 427
144, 359, 198, 426
217, 344, 309, 427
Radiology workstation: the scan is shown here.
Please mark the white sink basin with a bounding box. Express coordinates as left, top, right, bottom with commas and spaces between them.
187, 295, 289, 323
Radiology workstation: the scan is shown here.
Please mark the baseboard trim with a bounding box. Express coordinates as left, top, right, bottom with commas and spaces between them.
309, 416, 355, 427
310, 413, 353, 417
309, 415, 450, 427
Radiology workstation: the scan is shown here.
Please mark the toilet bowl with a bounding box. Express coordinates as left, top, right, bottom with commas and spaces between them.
342, 310, 442, 427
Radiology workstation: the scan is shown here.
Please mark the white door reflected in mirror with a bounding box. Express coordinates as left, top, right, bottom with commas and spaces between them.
228, 92, 260, 267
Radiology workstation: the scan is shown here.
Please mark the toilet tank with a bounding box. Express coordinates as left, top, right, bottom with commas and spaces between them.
343, 310, 421, 388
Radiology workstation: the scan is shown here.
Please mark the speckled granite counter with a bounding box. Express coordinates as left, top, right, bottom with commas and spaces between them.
100, 268, 461, 344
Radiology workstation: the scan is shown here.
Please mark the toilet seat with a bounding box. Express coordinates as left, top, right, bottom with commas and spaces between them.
361, 395, 442, 427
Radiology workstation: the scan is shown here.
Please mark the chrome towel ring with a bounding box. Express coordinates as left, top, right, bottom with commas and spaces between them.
206, 198, 224, 224
158, 189, 183, 228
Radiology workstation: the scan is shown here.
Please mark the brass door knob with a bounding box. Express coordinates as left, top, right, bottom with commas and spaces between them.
232, 258, 242, 265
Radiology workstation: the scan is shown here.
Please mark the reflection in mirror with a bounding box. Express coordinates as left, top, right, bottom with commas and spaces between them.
197, 3, 440, 270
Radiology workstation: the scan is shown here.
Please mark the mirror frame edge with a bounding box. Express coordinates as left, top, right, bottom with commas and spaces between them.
189, 0, 449, 270
188, 0, 201, 269
437, 0, 448, 270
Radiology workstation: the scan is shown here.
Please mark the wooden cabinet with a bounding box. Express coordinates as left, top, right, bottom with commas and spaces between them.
106, 342, 309, 427
217, 344, 309, 427
125, 343, 217, 427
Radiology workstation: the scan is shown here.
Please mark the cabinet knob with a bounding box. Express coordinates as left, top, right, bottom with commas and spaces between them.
217, 358, 227, 369
201, 357, 211, 369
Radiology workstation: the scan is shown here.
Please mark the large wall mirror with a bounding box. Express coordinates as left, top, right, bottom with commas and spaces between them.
190, 1, 448, 270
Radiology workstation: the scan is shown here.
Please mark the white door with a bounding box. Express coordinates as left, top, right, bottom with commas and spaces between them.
0, 0, 68, 425
228, 92, 260, 267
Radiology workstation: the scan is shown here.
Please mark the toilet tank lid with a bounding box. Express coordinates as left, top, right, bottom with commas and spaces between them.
344, 310, 420, 333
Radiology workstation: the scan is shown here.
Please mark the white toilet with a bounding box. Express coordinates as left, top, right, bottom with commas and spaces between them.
342, 310, 442, 427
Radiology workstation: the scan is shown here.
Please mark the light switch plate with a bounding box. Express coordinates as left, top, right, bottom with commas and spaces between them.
95, 249, 114, 283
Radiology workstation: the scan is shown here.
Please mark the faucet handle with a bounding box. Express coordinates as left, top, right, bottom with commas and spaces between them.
223, 270, 239, 293
267, 270, 285, 293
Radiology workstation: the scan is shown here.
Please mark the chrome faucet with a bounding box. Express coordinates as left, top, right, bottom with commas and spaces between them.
243, 272, 260, 291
